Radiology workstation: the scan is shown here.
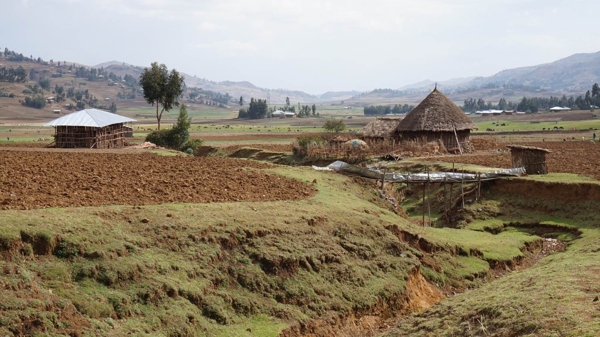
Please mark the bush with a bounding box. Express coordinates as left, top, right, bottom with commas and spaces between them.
145, 104, 203, 153
23, 95, 46, 109
146, 128, 173, 147
237, 108, 247, 119
22, 89, 32, 94
183, 139, 204, 154
323, 119, 346, 133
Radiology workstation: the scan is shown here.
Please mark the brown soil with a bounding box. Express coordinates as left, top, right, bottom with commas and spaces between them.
278, 268, 444, 337
0, 150, 316, 210
423, 140, 600, 180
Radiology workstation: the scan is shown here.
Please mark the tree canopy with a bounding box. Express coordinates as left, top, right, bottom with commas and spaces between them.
145, 104, 202, 153
323, 119, 346, 133
140, 62, 184, 130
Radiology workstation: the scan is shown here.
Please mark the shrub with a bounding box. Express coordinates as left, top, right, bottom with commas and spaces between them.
183, 139, 203, 154
23, 95, 46, 109
145, 104, 203, 154
293, 135, 323, 156
323, 119, 346, 133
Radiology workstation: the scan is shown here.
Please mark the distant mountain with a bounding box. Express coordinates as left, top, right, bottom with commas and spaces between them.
466, 51, 600, 92
92, 63, 358, 103
318, 90, 363, 101
398, 77, 475, 91
345, 51, 600, 105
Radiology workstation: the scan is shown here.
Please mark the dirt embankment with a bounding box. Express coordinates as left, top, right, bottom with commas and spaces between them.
490, 179, 600, 201
278, 268, 444, 337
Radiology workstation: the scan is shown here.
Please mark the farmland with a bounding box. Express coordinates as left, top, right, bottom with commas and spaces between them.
2, 99, 600, 336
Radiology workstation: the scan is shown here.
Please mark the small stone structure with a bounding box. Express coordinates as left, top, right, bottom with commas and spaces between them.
507, 145, 550, 175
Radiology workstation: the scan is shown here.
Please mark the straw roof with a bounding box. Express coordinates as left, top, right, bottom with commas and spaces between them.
330, 135, 349, 143
396, 88, 477, 132
507, 145, 551, 153
357, 117, 402, 138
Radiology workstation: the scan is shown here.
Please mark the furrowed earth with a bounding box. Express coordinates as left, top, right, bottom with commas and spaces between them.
0, 151, 315, 210
423, 140, 600, 181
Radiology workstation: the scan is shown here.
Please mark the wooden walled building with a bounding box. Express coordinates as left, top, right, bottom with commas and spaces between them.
44, 109, 136, 149
394, 87, 477, 152
507, 145, 550, 175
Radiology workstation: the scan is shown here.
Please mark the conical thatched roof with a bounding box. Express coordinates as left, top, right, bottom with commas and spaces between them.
357, 117, 402, 138
396, 88, 477, 132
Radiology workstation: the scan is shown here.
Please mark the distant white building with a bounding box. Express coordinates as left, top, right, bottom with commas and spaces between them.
270, 110, 296, 118
475, 109, 503, 116
270, 110, 284, 118
550, 106, 571, 112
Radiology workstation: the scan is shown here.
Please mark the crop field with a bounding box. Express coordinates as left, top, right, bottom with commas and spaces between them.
1, 110, 600, 336
422, 140, 600, 181
0, 150, 316, 210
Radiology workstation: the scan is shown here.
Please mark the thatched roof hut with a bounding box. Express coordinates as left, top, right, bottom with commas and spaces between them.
507, 145, 550, 175
357, 117, 402, 140
395, 87, 477, 151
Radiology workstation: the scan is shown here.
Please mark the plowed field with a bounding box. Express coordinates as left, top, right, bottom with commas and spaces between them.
424, 141, 600, 180
0, 151, 316, 210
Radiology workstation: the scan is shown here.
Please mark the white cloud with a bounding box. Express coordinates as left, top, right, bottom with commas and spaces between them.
4, 0, 600, 93
194, 40, 259, 56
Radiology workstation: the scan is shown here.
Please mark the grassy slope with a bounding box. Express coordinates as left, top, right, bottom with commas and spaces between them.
0, 154, 557, 336
0, 164, 417, 336
383, 178, 600, 336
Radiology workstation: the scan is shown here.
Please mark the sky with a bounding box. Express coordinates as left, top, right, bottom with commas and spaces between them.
2, 0, 599, 94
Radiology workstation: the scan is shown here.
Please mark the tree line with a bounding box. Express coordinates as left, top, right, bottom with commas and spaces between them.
0, 66, 27, 83
238, 98, 268, 119
462, 83, 600, 113
363, 104, 414, 115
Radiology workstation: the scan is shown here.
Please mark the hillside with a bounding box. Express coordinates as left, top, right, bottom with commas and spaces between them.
348, 51, 600, 106
0, 51, 243, 122
2, 48, 600, 117
468, 51, 600, 92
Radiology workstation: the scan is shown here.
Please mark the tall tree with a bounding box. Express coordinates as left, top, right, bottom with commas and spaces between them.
110, 102, 117, 113
239, 96, 244, 106
140, 62, 184, 130
498, 98, 507, 110
311, 104, 316, 116
285, 96, 290, 106
592, 83, 600, 98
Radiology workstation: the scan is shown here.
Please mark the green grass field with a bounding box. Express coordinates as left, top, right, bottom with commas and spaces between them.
473, 118, 600, 133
